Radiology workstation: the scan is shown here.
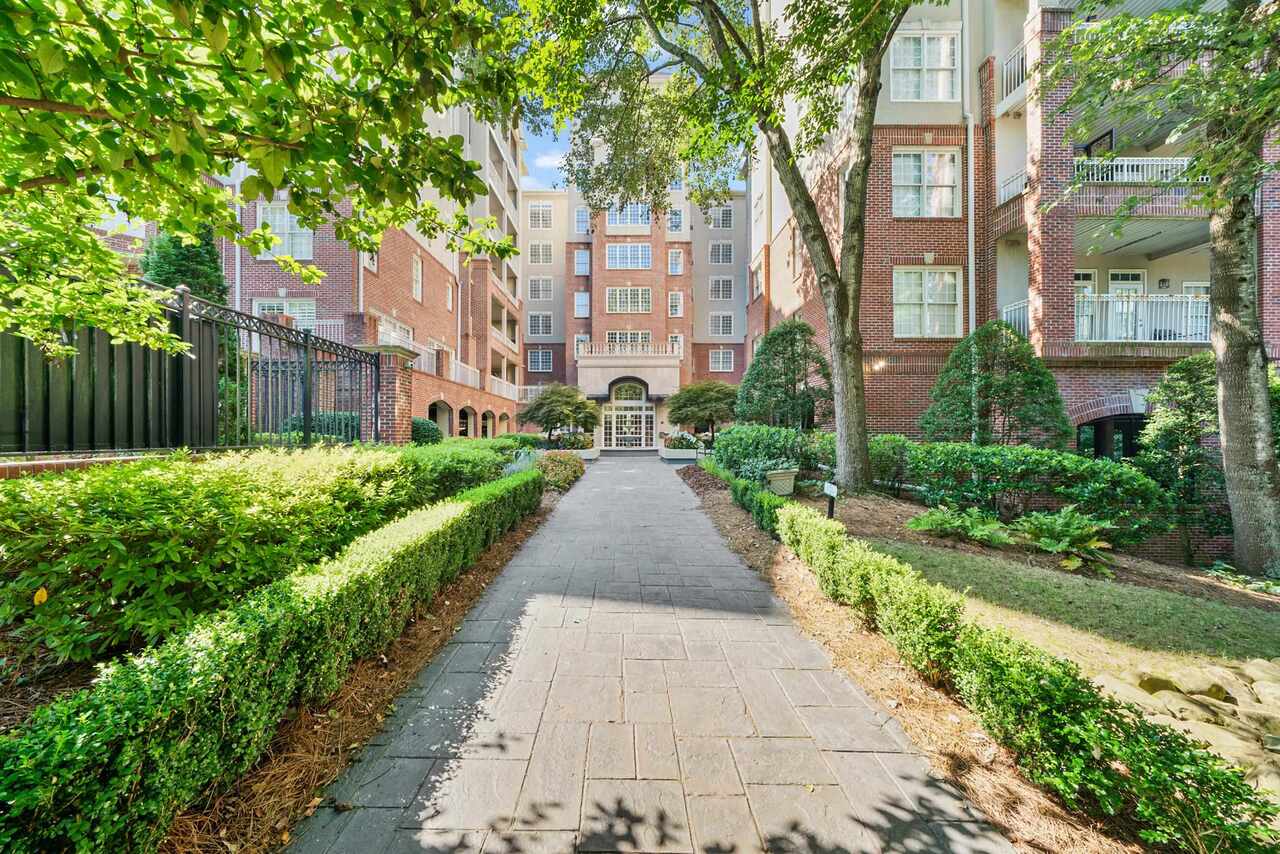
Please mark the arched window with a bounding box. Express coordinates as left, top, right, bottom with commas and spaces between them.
612, 382, 645, 402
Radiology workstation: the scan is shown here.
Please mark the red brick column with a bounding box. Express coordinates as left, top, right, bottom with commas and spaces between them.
359, 344, 416, 445
1260, 135, 1280, 358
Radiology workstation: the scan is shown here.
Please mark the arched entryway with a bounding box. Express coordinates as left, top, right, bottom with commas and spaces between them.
1068, 389, 1149, 460
459, 406, 478, 438
601, 380, 656, 450
497, 413, 510, 434
427, 400, 454, 437
481, 410, 495, 438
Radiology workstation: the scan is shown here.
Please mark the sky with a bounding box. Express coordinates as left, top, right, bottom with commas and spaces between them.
521, 123, 568, 191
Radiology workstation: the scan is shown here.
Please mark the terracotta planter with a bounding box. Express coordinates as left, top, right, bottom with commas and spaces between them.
765, 468, 799, 496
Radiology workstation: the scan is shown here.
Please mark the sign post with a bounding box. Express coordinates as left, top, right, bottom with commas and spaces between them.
823, 481, 838, 519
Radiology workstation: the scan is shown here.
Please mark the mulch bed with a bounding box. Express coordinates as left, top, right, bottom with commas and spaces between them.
675, 464, 1137, 854
159, 491, 561, 854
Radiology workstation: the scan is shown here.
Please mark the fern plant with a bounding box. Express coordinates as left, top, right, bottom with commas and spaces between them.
1010, 505, 1115, 575
906, 506, 1014, 547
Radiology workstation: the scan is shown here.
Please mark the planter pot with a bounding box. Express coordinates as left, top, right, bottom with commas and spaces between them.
765, 468, 800, 496
659, 446, 699, 461
575, 447, 600, 461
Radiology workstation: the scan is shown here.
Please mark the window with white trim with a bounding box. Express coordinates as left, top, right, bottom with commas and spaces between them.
528, 276, 553, 301
573, 291, 590, 317
573, 249, 591, 276
709, 276, 734, 301
709, 242, 733, 265
892, 267, 962, 337
668, 249, 683, 275
573, 333, 590, 354
253, 298, 317, 332
446, 283, 453, 311
606, 204, 651, 226
892, 150, 960, 217
709, 349, 734, 372
669, 291, 684, 317
527, 312, 553, 336
362, 251, 378, 272
667, 209, 684, 232
751, 267, 763, 298
528, 241, 553, 265
574, 206, 590, 234
668, 333, 684, 353
890, 33, 959, 101
606, 330, 651, 346
257, 202, 314, 260
606, 243, 651, 270
1108, 270, 1146, 292
529, 202, 553, 229
606, 287, 652, 313
411, 255, 423, 301
528, 349, 552, 372
708, 312, 734, 336
707, 206, 734, 229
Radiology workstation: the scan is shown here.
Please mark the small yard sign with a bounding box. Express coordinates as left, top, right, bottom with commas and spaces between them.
823, 481, 837, 518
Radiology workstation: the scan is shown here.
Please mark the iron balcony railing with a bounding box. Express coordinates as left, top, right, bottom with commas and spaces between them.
997, 172, 1027, 205
1075, 294, 1210, 343
1002, 300, 1030, 337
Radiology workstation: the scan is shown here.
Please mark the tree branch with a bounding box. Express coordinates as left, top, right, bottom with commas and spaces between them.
636, 0, 714, 82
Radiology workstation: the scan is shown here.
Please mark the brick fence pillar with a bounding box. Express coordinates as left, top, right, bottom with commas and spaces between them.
359, 344, 417, 445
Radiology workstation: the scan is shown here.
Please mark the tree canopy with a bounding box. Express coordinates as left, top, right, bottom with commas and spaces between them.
517, 383, 600, 437
667, 380, 737, 440
735, 319, 831, 430
920, 320, 1071, 448
140, 229, 227, 304
0, 0, 521, 356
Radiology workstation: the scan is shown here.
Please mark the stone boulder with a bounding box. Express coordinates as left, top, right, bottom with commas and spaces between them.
1243, 659, 1280, 685
1094, 674, 1169, 715
1137, 665, 1227, 700
1153, 691, 1218, 724
1255, 681, 1280, 708
1159, 718, 1268, 769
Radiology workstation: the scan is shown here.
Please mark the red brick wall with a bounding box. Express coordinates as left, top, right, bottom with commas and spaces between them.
410, 370, 516, 435
524, 343, 568, 385
361, 228, 458, 349
691, 342, 746, 383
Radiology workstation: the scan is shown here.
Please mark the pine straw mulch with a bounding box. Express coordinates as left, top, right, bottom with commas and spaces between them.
160, 491, 561, 854
676, 464, 1138, 854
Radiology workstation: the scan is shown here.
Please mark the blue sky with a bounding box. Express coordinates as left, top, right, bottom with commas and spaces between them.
521, 124, 567, 190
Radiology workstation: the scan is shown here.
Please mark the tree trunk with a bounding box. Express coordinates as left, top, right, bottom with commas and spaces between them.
1210, 191, 1280, 575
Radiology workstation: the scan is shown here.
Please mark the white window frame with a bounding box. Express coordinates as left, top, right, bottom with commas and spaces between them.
446, 283, 453, 311
411, 255, 423, 302
892, 266, 964, 338
573, 249, 591, 276
362, 250, 378, 272
605, 243, 651, 270
573, 333, 591, 354
709, 276, 734, 301
668, 333, 684, 354
667, 209, 684, 233
606, 204, 652, 226
527, 311, 553, 336
751, 267, 763, 299
606, 287, 652, 314
1108, 269, 1147, 293
707, 206, 734, 229
890, 32, 960, 102
668, 249, 684, 275
709, 241, 734, 265
574, 206, 591, 234
709, 349, 734, 373
529, 202, 553, 230
528, 276, 553, 301
527, 349, 553, 372
573, 291, 590, 318
253, 298, 317, 332
891, 148, 961, 218
606, 330, 651, 346
708, 312, 734, 336
528, 241, 554, 265
669, 290, 684, 317
1073, 269, 1098, 295
256, 201, 314, 260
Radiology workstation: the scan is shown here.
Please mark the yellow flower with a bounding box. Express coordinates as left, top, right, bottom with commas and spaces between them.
33, 586, 48, 606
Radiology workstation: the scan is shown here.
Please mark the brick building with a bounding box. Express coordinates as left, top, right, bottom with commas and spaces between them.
216, 109, 528, 438
747, 0, 1280, 458
520, 186, 749, 448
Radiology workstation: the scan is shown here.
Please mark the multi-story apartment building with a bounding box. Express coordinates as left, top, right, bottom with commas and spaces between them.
748, 0, 1279, 460
217, 109, 528, 438
521, 186, 749, 449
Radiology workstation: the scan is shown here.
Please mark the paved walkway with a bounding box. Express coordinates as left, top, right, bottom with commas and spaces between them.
291, 455, 1013, 854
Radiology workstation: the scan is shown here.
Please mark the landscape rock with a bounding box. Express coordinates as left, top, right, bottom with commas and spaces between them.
1247, 761, 1280, 799
1161, 718, 1267, 769
1253, 681, 1280, 708
1137, 666, 1226, 700
1243, 659, 1280, 685
1203, 664, 1259, 705
1153, 691, 1217, 723
1094, 674, 1168, 714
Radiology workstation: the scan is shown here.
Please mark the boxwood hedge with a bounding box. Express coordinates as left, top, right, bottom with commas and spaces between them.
0, 469, 544, 853
0, 443, 506, 662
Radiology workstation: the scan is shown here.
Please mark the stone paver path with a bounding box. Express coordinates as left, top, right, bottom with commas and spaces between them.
291, 456, 1014, 854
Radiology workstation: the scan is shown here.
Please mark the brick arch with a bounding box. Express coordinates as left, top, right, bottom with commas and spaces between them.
1067, 389, 1149, 426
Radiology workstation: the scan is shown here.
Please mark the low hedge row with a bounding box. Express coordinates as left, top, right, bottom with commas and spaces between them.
774, 503, 1277, 852
1, 443, 506, 662
699, 458, 787, 535
536, 450, 585, 491
0, 469, 545, 853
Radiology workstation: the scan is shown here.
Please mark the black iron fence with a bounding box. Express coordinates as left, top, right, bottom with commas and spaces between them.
1, 286, 381, 455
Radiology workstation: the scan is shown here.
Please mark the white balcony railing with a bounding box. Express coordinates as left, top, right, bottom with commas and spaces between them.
519, 385, 549, 403
1000, 40, 1028, 100
1075, 294, 1210, 343
575, 341, 683, 358
1002, 300, 1030, 338
313, 319, 347, 344
489, 375, 519, 400
449, 359, 482, 389
378, 330, 440, 373
1074, 156, 1204, 185
997, 172, 1027, 205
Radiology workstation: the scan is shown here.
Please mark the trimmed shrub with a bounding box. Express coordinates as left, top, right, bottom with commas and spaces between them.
412, 417, 443, 445
0, 444, 505, 662
0, 470, 544, 853
712, 424, 810, 475
774, 502, 1278, 852
699, 458, 787, 536
537, 450, 585, 491
867, 434, 913, 496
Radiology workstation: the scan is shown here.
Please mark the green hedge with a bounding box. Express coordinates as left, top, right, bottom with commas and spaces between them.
698, 458, 787, 536
711, 424, 814, 475
280, 410, 361, 439
774, 502, 1278, 852
0, 444, 505, 662
0, 469, 544, 853
411, 417, 443, 445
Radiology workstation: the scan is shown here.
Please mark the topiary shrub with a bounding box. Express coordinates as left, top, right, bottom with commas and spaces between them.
734, 319, 832, 429
412, 417, 444, 445
536, 450, 585, 491
867, 434, 913, 495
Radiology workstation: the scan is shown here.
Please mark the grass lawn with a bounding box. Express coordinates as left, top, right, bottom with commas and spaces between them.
870, 538, 1280, 677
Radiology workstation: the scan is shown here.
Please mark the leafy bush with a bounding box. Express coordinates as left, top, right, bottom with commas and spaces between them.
1010, 505, 1114, 575
906, 506, 1014, 547
0, 470, 544, 853
712, 424, 811, 475
537, 450, 585, 491
867, 434, 913, 496
699, 458, 787, 535
0, 444, 505, 662
738, 457, 800, 485
280, 410, 361, 439
412, 417, 443, 445
734, 319, 832, 429
664, 430, 701, 450
774, 503, 1278, 852
551, 431, 593, 450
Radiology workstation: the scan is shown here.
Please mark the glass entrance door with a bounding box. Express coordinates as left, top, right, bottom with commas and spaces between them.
602, 405, 656, 449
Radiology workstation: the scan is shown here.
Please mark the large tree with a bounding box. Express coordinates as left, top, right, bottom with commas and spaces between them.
667, 379, 736, 441
734, 318, 832, 430
521, 0, 923, 489
0, 0, 520, 357
1044, 0, 1280, 573
140, 229, 227, 304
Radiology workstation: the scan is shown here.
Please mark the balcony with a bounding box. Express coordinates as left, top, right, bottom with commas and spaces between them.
489, 375, 519, 401
378, 329, 439, 373
1002, 300, 1029, 338
574, 341, 682, 398
1075, 156, 1201, 185
448, 360, 482, 389
313, 319, 347, 344
519, 385, 549, 404
997, 171, 1027, 206
1075, 294, 1209, 344
1073, 156, 1210, 219
996, 39, 1028, 116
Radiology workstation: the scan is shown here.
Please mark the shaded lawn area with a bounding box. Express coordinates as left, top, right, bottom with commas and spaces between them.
869, 538, 1280, 677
